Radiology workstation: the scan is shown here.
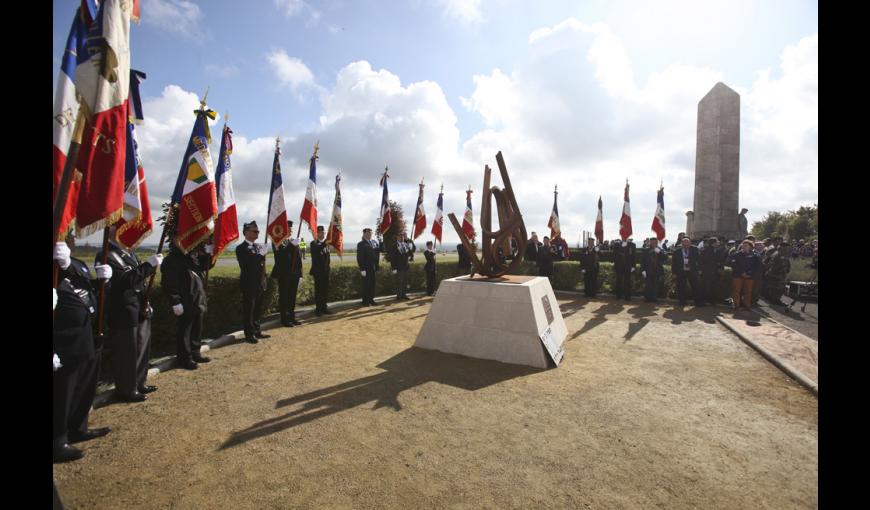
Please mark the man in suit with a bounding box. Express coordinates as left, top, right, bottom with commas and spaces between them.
613, 239, 637, 300
235, 221, 272, 340
537, 236, 555, 278
525, 232, 542, 265
457, 241, 473, 273
641, 238, 667, 302
272, 221, 304, 326
53, 241, 113, 462
671, 237, 701, 306
424, 241, 437, 296
99, 228, 162, 402
389, 235, 412, 300
579, 237, 600, 297
357, 228, 380, 306
162, 242, 215, 366
698, 237, 720, 306
310, 225, 332, 316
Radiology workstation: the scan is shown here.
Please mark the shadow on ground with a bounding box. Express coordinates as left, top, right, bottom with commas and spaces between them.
219, 347, 545, 450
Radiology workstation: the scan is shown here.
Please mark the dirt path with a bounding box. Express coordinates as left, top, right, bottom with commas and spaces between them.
54, 296, 817, 509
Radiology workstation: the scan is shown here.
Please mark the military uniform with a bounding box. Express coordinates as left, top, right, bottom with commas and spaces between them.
98, 242, 157, 399
457, 243, 472, 273
357, 236, 380, 305
162, 245, 213, 363
579, 246, 600, 297
388, 239, 412, 299
236, 238, 269, 336
310, 235, 331, 314
763, 246, 791, 304
613, 241, 636, 300
272, 238, 304, 326
424, 248, 437, 295
641, 246, 667, 302
537, 244, 556, 278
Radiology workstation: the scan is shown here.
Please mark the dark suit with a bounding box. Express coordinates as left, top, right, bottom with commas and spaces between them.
424, 249, 437, 295
357, 239, 379, 304
236, 241, 268, 335
579, 247, 600, 297
310, 239, 331, 313
388, 240, 412, 298
272, 240, 303, 324
162, 248, 212, 360
641, 248, 667, 302
99, 244, 156, 396
54, 258, 100, 448
457, 243, 472, 273
613, 242, 636, 300
537, 245, 555, 277
525, 240, 542, 265
698, 245, 720, 305
672, 245, 701, 305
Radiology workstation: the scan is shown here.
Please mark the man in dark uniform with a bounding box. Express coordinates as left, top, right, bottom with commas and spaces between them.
525, 232, 542, 265
537, 236, 555, 278
457, 241, 473, 273
424, 241, 437, 295
162, 241, 215, 368
698, 237, 720, 306
613, 239, 636, 300
389, 235, 412, 300
272, 221, 304, 327
579, 237, 600, 297
100, 229, 162, 402
763, 240, 792, 305
671, 237, 701, 306
357, 228, 380, 306
310, 225, 332, 316
235, 221, 272, 340
641, 238, 667, 302
53, 241, 113, 462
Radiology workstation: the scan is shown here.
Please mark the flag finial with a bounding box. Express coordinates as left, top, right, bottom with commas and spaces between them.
313, 140, 320, 159
440, 183, 444, 193
554, 184, 558, 195
223, 111, 229, 123
200, 86, 209, 109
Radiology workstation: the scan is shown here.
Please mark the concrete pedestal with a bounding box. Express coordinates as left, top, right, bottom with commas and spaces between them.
414, 275, 568, 369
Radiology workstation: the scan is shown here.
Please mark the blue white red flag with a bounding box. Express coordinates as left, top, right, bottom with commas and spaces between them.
462, 188, 475, 240
430, 187, 443, 244
172, 104, 218, 253
594, 196, 604, 244
548, 186, 561, 238
212, 124, 239, 261
619, 181, 633, 241
651, 186, 666, 241
299, 145, 318, 235
266, 139, 289, 246
378, 168, 392, 235
326, 174, 344, 257
412, 180, 426, 239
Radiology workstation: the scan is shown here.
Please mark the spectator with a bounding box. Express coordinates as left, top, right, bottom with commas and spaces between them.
698, 237, 720, 306
728, 240, 761, 311
525, 232, 542, 264
671, 237, 701, 307
538, 236, 555, 278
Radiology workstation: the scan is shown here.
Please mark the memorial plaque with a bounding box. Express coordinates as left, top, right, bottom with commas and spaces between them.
541, 295, 554, 325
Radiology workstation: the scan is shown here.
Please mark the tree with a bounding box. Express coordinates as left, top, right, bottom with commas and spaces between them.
750, 205, 818, 241
380, 200, 406, 262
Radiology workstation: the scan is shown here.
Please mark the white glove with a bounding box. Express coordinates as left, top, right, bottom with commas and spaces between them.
642, 270, 647, 278
630, 267, 635, 273
594, 246, 599, 252
290, 238, 300, 246
204, 244, 214, 255
53, 288, 58, 310
392, 269, 398, 275
360, 270, 367, 277
622, 241, 628, 247
172, 303, 184, 316
95, 263, 113, 280
654, 247, 661, 253
257, 244, 270, 256
53, 242, 71, 269
147, 253, 164, 267
53, 353, 62, 371
581, 269, 586, 274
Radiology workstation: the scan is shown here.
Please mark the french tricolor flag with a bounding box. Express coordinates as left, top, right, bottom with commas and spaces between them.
619, 180, 633, 241
462, 188, 475, 241
594, 196, 604, 244
299, 146, 318, 235
212, 124, 239, 261
651, 186, 666, 241
431, 187, 443, 245
266, 139, 289, 246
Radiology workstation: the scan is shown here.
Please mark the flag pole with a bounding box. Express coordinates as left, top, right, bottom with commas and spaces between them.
53, 108, 87, 306
95, 226, 111, 338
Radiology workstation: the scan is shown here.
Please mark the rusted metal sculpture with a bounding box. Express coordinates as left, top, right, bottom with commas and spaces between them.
448, 151, 528, 278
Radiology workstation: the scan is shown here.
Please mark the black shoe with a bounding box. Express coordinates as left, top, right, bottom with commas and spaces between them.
53, 444, 84, 463
255, 332, 271, 339
69, 427, 111, 443
116, 392, 147, 403
178, 359, 199, 370
321, 309, 332, 315
291, 320, 302, 326
138, 385, 158, 394
192, 355, 211, 363
315, 311, 322, 317
245, 336, 259, 344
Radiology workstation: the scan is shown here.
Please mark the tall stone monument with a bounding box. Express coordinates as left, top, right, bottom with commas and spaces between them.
686, 82, 741, 241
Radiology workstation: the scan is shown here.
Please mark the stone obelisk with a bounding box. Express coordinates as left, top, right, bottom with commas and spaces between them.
686, 82, 741, 241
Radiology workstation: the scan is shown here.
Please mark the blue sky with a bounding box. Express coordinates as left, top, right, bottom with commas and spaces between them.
53, 0, 818, 248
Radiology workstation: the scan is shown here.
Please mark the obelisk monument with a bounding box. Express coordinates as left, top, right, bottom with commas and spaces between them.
686, 82, 741, 241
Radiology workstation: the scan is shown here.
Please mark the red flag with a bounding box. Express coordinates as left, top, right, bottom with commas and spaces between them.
412, 180, 426, 239
619, 181, 632, 241
462, 188, 475, 240
431, 187, 444, 244
212, 124, 239, 261
326, 174, 343, 257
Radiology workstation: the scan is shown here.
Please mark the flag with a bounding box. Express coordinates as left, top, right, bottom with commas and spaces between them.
548, 186, 560, 238
212, 123, 239, 262
114, 69, 152, 250
72, 0, 133, 237
299, 145, 318, 236
594, 196, 604, 244
431, 187, 444, 244
462, 188, 475, 240
619, 181, 632, 240
171, 104, 218, 253
52, 8, 87, 240
378, 169, 392, 234
651, 185, 666, 241
326, 174, 343, 257
266, 139, 289, 246
412, 180, 426, 239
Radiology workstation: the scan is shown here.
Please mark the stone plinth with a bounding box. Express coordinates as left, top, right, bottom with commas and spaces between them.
691, 82, 741, 241
414, 275, 567, 369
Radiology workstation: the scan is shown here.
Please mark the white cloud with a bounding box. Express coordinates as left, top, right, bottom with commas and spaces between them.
205, 63, 240, 78
435, 0, 485, 25
266, 50, 316, 91
275, 0, 323, 27
141, 0, 205, 41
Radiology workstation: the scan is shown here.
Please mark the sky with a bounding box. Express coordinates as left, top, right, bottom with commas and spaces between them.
53, 0, 818, 249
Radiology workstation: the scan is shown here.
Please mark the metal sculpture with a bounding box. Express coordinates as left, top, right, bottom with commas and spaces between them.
448, 151, 528, 278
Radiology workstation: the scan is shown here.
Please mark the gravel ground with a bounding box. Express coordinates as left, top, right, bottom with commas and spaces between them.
54, 295, 818, 509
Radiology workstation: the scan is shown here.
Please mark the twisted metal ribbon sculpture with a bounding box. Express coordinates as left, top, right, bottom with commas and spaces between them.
448, 151, 528, 278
